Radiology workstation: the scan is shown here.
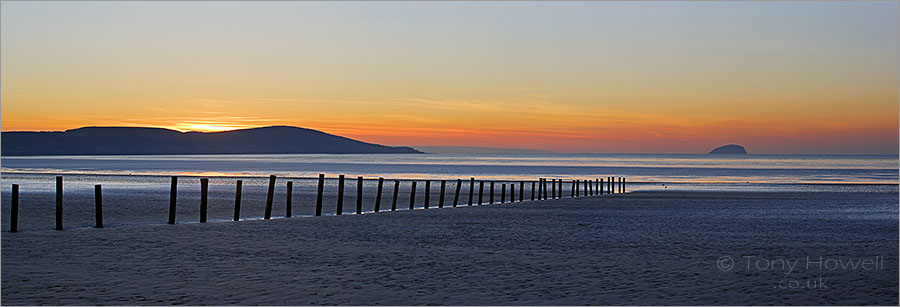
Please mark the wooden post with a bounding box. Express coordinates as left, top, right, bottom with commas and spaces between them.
489, 181, 495, 204
336, 175, 345, 215
409, 181, 417, 210
200, 178, 208, 223
286, 181, 293, 218
558, 180, 562, 198
544, 179, 549, 200
531, 181, 535, 201
94, 185, 103, 228
375, 177, 384, 212
467, 178, 474, 206
574, 180, 579, 197
168, 176, 177, 224
599, 178, 603, 195
519, 181, 524, 202
571, 180, 575, 197
591, 179, 595, 195
391, 180, 399, 211
596, 178, 600, 195
623, 177, 626, 193
453, 179, 461, 207
557, 179, 561, 198
55, 176, 63, 230
584, 179, 589, 196
234, 180, 243, 221
438, 180, 446, 208
315, 174, 324, 216
478, 181, 484, 205
536, 178, 542, 200
357, 176, 364, 214
264, 175, 276, 219
501, 184, 506, 203
511, 184, 516, 202
10, 184, 18, 233
424, 180, 431, 209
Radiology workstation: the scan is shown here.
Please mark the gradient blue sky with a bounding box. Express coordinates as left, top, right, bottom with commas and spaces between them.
2, 1, 898, 154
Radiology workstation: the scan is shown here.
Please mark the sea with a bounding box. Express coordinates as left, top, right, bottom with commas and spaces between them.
1, 153, 897, 230
1, 153, 897, 192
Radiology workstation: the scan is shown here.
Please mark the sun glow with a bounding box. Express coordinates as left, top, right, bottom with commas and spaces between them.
172, 123, 253, 133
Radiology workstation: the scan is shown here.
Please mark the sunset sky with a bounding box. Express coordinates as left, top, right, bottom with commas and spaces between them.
2, 1, 897, 154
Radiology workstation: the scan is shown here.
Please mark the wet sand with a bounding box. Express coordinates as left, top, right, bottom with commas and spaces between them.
2, 191, 897, 305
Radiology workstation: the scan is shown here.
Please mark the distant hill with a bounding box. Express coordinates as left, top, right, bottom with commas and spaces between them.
1, 126, 422, 156
709, 144, 748, 154
416, 146, 556, 154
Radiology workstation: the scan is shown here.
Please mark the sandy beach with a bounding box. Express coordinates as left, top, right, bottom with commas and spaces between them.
2, 190, 897, 305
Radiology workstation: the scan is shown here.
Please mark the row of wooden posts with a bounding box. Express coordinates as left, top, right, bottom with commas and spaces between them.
7, 175, 626, 232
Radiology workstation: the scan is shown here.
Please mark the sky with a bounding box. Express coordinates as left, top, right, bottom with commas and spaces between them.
1, 1, 897, 154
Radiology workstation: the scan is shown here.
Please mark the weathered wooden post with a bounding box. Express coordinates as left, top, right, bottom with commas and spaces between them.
623, 177, 626, 193
200, 178, 209, 223
527, 181, 532, 201
519, 182, 524, 201
424, 180, 431, 209
356, 176, 364, 214
453, 179, 461, 207
574, 180, 579, 197
599, 178, 604, 195
467, 178, 474, 206
315, 174, 324, 216
336, 175, 345, 215
571, 180, 575, 197
501, 184, 506, 203
286, 181, 293, 218
438, 180, 446, 208
511, 184, 516, 202
168, 176, 177, 224
557, 179, 562, 198
558, 179, 562, 198
409, 181, 417, 210
478, 181, 484, 205
536, 178, 542, 200
489, 181, 495, 204
94, 185, 103, 228
375, 177, 384, 212
10, 184, 18, 233
55, 176, 63, 230
234, 180, 243, 221
391, 180, 400, 211
584, 179, 589, 196
264, 175, 276, 219
544, 178, 549, 199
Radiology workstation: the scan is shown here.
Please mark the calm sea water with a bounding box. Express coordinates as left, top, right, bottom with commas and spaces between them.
1, 153, 897, 192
